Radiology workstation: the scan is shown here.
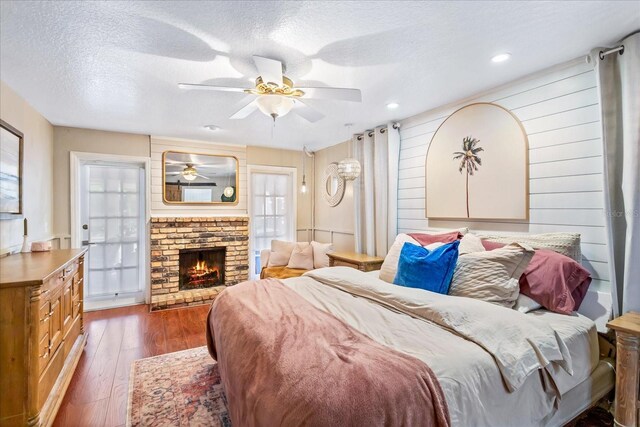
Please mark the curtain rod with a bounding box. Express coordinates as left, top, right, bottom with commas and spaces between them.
599, 45, 624, 60
355, 122, 400, 140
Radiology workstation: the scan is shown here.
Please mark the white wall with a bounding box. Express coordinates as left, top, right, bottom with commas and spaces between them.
396, 59, 611, 328
150, 137, 247, 216
0, 81, 54, 254
313, 140, 356, 251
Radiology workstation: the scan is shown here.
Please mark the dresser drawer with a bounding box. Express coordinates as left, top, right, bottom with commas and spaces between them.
72, 272, 82, 297
38, 301, 51, 340
38, 332, 51, 374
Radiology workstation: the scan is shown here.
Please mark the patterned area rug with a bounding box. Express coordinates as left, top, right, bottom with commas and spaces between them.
128, 346, 612, 427
127, 346, 230, 427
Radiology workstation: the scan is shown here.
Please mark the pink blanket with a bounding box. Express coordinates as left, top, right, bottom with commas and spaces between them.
207, 278, 450, 427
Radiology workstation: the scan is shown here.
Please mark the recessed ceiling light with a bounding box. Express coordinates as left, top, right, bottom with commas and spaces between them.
204, 125, 219, 131
491, 53, 511, 63
387, 102, 399, 109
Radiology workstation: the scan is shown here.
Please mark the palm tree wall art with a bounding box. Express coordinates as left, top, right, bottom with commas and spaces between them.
425, 103, 528, 220
453, 136, 483, 218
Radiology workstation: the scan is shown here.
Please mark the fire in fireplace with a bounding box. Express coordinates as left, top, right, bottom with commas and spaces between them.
179, 248, 225, 290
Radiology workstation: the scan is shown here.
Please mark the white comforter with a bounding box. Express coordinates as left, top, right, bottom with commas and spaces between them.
284, 267, 598, 427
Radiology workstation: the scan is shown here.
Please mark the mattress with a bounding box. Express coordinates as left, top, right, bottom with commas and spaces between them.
284, 271, 607, 427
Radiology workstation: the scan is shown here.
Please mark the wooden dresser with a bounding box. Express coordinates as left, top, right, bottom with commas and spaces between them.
0, 249, 87, 427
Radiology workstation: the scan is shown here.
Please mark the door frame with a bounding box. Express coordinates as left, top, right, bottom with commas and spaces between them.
70, 151, 152, 306
247, 165, 297, 278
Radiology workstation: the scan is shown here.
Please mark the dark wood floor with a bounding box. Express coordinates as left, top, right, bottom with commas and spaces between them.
53, 303, 210, 427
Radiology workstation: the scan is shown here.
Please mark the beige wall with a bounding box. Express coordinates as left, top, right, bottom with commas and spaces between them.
0, 81, 54, 254
312, 140, 355, 251
246, 146, 313, 240
52, 126, 150, 236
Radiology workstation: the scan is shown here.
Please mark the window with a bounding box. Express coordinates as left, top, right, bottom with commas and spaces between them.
249, 167, 296, 278
183, 187, 212, 202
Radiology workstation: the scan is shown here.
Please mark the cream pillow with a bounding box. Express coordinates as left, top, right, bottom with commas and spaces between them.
458, 233, 485, 255
311, 241, 333, 269
267, 240, 296, 267
514, 294, 542, 313
379, 234, 420, 283
449, 243, 535, 308
379, 233, 444, 283
286, 242, 314, 270
476, 232, 581, 263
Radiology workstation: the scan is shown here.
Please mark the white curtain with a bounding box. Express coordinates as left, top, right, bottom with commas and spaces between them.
353, 123, 400, 257
593, 31, 640, 316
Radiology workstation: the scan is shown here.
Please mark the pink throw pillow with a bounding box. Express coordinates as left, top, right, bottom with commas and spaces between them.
481, 240, 592, 314
408, 231, 462, 246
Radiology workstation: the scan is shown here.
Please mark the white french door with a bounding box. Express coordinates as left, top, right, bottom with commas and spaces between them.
77, 159, 147, 310
248, 166, 297, 278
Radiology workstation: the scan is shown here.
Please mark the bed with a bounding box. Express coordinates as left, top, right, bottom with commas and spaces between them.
207, 267, 614, 427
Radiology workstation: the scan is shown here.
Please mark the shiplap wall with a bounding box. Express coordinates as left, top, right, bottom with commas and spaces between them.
397, 59, 611, 328
150, 137, 247, 216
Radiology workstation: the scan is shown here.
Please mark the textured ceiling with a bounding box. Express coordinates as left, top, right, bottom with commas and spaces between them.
1, 1, 638, 150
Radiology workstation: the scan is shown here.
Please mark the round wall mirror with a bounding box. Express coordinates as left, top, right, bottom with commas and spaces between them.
323, 163, 345, 207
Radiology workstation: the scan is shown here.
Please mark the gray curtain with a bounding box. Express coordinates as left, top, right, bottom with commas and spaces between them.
592, 31, 640, 316
353, 124, 400, 257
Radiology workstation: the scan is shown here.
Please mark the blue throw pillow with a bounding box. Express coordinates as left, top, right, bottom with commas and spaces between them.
393, 241, 460, 294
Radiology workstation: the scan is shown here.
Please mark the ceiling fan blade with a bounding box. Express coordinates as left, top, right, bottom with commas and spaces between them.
291, 100, 325, 123
178, 83, 248, 93
166, 172, 181, 175
253, 56, 283, 86
230, 99, 259, 119
195, 174, 210, 180
298, 87, 362, 102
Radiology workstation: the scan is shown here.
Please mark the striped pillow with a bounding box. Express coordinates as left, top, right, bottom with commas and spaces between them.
476, 232, 581, 263
449, 243, 535, 308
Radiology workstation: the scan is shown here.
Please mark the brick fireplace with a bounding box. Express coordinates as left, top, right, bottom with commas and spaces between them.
149, 217, 249, 310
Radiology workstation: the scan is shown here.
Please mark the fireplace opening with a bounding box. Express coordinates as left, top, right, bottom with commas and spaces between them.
179, 248, 225, 290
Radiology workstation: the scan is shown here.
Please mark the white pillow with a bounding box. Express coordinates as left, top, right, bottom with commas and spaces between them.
379, 233, 445, 283
514, 294, 543, 313
458, 233, 485, 255
449, 243, 535, 308
267, 240, 295, 267
286, 242, 314, 270
379, 234, 420, 283
311, 241, 333, 269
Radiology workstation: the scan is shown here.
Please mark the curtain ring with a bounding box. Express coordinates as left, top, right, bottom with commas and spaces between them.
380, 128, 387, 134
367, 131, 374, 137
619, 45, 625, 56
356, 135, 363, 141
599, 50, 605, 60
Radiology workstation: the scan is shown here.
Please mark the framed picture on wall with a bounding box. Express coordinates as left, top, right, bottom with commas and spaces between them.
425, 103, 529, 220
0, 119, 24, 219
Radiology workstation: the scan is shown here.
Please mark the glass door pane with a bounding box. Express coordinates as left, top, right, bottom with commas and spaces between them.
81, 163, 144, 305
250, 171, 295, 277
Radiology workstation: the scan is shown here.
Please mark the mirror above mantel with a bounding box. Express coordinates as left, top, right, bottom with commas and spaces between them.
163, 151, 238, 204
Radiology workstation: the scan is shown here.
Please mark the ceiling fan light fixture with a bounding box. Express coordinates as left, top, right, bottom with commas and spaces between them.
337, 158, 361, 181
256, 95, 295, 119
182, 165, 198, 181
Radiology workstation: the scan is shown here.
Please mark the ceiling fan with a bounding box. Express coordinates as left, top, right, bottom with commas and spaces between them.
165, 163, 211, 181
178, 56, 362, 123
